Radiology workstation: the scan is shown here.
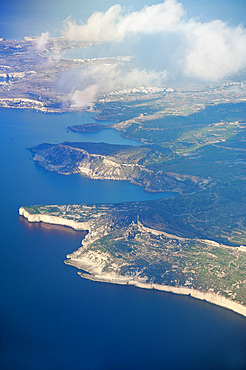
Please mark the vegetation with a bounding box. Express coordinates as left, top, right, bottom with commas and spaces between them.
25, 92, 246, 307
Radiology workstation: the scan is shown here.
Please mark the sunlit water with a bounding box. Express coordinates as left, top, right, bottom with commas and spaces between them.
0, 108, 246, 370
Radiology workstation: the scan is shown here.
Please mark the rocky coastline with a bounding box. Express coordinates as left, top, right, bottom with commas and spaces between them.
19, 206, 246, 318
19, 206, 91, 232
76, 270, 246, 318
30, 142, 210, 194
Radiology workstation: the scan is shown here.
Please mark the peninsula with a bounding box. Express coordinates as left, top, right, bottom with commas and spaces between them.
21, 92, 246, 318
19, 201, 246, 317
5, 32, 245, 318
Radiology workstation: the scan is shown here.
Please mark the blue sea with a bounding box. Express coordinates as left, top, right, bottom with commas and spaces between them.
0, 107, 246, 370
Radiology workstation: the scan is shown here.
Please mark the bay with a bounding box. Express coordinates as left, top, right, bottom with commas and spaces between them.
0, 107, 246, 370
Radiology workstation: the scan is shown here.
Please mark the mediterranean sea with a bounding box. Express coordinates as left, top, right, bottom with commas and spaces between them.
1, 108, 246, 370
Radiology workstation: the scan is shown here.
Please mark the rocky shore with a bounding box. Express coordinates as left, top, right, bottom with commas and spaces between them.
76, 270, 246, 318
19, 206, 91, 231
30, 142, 210, 194
19, 206, 246, 318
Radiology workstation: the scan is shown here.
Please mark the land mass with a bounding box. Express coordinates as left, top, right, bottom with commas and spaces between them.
19, 198, 246, 317
6, 35, 245, 317
24, 98, 246, 318
1, 38, 246, 113
68, 123, 108, 133
30, 141, 211, 194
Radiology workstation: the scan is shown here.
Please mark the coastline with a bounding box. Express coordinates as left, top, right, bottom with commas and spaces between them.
75, 270, 246, 318
19, 206, 246, 319
19, 207, 91, 232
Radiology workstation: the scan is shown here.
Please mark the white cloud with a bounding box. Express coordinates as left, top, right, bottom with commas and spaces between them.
47, 46, 63, 65
58, 63, 167, 108
34, 32, 64, 66
63, 0, 184, 43
184, 20, 246, 80
62, 0, 246, 82
70, 85, 99, 108
35, 31, 50, 50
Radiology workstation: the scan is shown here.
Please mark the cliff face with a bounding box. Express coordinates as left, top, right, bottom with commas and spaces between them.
19, 201, 246, 318
30, 142, 210, 194
19, 205, 114, 260
19, 207, 91, 231
32, 144, 91, 175
66, 219, 246, 319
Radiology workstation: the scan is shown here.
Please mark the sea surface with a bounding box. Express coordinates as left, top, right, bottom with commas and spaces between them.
1, 108, 246, 370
